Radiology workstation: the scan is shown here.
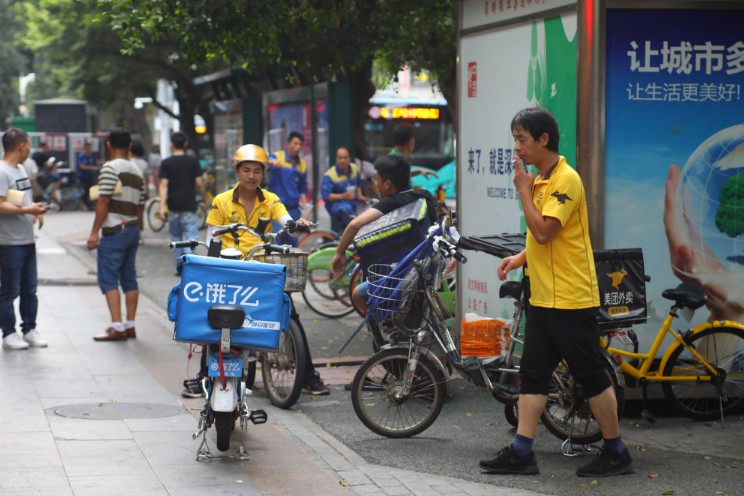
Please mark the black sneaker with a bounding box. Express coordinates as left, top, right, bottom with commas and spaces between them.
181, 375, 205, 398
479, 445, 539, 475
303, 371, 330, 395
576, 447, 633, 477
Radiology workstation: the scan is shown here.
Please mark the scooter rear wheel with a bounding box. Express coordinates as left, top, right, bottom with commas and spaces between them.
214, 411, 234, 452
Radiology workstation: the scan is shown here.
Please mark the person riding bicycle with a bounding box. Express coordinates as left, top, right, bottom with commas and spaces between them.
180, 144, 330, 397
480, 107, 632, 478
321, 146, 369, 232
31, 143, 61, 203
330, 153, 437, 315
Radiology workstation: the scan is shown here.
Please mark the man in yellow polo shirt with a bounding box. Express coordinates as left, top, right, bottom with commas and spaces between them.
480, 108, 631, 478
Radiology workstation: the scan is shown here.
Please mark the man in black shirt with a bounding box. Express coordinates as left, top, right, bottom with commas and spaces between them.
330, 154, 436, 313
158, 132, 208, 273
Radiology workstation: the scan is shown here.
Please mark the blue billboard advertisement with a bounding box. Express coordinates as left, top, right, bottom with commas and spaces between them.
605, 8, 744, 346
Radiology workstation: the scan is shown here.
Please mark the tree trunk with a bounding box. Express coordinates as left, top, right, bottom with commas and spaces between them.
347, 58, 376, 160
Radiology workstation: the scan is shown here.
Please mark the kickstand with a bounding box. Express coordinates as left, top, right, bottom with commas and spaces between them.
719, 395, 726, 429
193, 409, 213, 461
561, 438, 593, 457
237, 415, 251, 460
640, 380, 656, 424
195, 430, 213, 461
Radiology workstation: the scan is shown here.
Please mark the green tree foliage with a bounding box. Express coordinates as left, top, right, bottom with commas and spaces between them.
95, 0, 457, 156
14, 0, 221, 151
716, 170, 744, 238
0, 0, 27, 127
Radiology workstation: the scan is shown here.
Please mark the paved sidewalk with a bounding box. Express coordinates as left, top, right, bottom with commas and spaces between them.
0, 214, 540, 496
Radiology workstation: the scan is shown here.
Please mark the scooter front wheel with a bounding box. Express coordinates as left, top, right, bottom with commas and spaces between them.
261, 318, 307, 409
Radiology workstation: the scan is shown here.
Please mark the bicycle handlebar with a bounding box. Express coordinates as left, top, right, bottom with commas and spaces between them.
211, 219, 316, 239
169, 240, 203, 250
262, 244, 292, 255
435, 237, 467, 264
211, 222, 242, 236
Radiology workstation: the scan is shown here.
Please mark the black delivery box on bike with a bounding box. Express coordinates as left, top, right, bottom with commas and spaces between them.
593, 248, 648, 329
167, 254, 291, 350
354, 198, 432, 274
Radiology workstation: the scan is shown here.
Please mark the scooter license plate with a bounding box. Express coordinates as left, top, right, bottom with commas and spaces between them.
207, 357, 243, 378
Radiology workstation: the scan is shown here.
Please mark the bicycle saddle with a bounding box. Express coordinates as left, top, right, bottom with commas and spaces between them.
661, 282, 706, 310
499, 281, 522, 300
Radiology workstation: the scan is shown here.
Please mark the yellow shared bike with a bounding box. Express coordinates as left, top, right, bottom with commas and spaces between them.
602, 282, 744, 422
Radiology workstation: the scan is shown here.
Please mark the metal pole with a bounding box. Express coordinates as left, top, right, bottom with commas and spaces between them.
577, 0, 605, 249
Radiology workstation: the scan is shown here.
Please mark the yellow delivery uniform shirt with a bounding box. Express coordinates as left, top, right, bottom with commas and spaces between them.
207, 185, 289, 256
525, 156, 599, 309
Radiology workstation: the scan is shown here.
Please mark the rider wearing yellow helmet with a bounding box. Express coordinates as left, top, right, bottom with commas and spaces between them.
182, 144, 329, 399
206, 144, 312, 253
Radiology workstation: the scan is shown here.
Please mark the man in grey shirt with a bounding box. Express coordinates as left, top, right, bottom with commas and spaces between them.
0, 128, 49, 350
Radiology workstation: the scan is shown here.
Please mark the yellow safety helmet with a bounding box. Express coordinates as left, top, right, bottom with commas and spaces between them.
232, 144, 269, 168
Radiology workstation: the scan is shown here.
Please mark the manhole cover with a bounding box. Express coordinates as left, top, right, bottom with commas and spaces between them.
48, 402, 184, 420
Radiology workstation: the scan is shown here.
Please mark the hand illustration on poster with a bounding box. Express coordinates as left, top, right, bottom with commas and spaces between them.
663, 124, 744, 322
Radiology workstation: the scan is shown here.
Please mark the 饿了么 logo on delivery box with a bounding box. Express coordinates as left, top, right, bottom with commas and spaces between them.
182, 281, 260, 306
182, 281, 282, 331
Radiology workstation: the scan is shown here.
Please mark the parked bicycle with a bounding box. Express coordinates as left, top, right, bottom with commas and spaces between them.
599, 283, 744, 422
297, 228, 339, 252
146, 194, 210, 232
348, 213, 624, 450
39, 161, 87, 211
301, 242, 365, 319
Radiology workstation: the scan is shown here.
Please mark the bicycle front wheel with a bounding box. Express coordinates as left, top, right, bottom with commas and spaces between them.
350, 348, 446, 438
261, 318, 308, 409
662, 326, 744, 420
146, 198, 166, 232
348, 265, 366, 318
540, 359, 624, 445
197, 202, 207, 230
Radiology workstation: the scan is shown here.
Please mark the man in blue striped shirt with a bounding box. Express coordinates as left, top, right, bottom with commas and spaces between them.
86, 128, 146, 342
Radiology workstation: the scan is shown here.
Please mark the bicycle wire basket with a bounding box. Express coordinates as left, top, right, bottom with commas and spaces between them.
253, 251, 308, 292
366, 263, 420, 321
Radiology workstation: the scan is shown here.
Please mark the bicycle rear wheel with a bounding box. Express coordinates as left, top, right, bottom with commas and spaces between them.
540, 359, 624, 445
261, 318, 307, 409
662, 327, 744, 420
504, 400, 519, 427
301, 267, 356, 318
146, 198, 166, 232
350, 348, 446, 438
58, 187, 83, 211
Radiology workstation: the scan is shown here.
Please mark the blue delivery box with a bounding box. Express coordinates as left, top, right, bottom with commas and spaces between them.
168, 254, 291, 350
354, 197, 432, 275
